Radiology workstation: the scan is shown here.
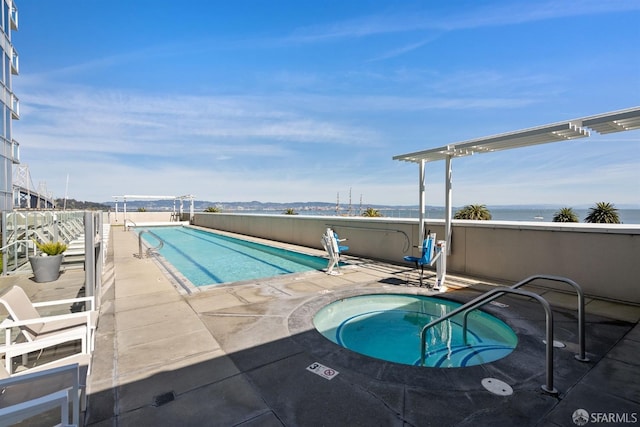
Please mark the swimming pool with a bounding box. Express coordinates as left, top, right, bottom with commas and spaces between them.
313, 294, 517, 368
137, 226, 330, 286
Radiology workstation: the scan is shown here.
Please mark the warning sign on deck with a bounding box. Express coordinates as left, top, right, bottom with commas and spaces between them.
306, 362, 339, 380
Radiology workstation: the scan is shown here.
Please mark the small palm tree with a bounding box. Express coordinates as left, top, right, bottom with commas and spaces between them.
584, 202, 621, 224
362, 207, 382, 217
204, 206, 221, 213
283, 208, 298, 215
552, 207, 579, 223
454, 204, 492, 220
137, 207, 147, 212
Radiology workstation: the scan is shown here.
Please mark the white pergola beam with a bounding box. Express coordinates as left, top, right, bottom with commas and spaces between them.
393, 106, 640, 252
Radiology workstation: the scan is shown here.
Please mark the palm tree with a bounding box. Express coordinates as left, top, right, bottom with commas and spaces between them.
453, 204, 492, 220
362, 207, 382, 217
552, 207, 579, 223
283, 208, 298, 215
584, 202, 621, 224
204, 206, 221, 213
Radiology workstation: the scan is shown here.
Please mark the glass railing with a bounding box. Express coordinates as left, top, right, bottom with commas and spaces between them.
11, 138, 19, 163
10, 6, 18, 30
10, 94, 18, 119
11, 48, 18, 74
1, 211, 88, 275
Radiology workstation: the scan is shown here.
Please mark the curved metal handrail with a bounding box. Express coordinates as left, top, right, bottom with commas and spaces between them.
461, 274, 588, 362
327, 224, 412, 252
124, 219, 137, 232
420, 287, 558, 394
138, 230, 164, 258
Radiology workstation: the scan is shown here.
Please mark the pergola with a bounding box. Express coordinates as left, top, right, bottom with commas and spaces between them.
111, 194, 195, 222
393, 106, 640, 253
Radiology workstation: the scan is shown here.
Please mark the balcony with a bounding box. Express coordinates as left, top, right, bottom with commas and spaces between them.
10, 5, 17, 30
11, 138, 19, 163
10, 48, 18, 75
11, 94, 19, 119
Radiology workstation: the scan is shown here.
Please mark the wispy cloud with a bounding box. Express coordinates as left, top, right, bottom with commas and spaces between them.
286, 1, 640, 43
367, 36, 441, 62
15, 85, 379, 158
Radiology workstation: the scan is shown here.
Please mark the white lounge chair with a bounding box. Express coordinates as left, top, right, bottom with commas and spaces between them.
0, 286, 96, 374
0, 362, 83, 426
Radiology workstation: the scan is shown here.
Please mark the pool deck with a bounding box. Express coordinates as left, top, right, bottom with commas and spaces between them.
3, 227, 640, 426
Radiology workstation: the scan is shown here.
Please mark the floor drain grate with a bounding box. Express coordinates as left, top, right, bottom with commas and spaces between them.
152, 391, 176, 407
481, 378, 513, 396
542, 339, 566, 348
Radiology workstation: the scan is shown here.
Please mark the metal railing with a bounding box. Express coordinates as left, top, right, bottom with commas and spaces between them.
84, 211, 104, 308
138, 230, 164, 259
327, 224, 412, 252
0, 239, 35, 273
1, 210, 86, 275
419, 274, 589, 394
461, 274, 588, 362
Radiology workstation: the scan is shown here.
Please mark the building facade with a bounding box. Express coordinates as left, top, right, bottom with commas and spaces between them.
0, 0, 18, 211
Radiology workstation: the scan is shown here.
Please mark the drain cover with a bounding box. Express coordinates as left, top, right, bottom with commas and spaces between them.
542, 339, 566, 348
152, 391, 176, 407
481, 378, 513, 396
489, 301, 509, 308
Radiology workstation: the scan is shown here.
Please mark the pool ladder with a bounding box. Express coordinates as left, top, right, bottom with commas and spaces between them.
138, 229, 165, 258
420, 274, 589, 395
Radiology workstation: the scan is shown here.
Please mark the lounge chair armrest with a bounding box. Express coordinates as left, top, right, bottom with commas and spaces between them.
0, 334, 85, 356
33, 296, 95, 311
0, 362, 79, 386
0, 363, 80, 426
0, 389, 72, 425
0, 311, 95, 329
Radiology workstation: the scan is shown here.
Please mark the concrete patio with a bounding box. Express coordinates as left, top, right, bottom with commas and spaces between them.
2, 227, 639, 426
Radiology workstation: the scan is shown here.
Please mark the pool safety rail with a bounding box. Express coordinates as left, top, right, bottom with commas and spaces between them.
124, 219, 137, 231
138, 230, 165, 259
419, 274, 588, 394
327, 224, 412, 253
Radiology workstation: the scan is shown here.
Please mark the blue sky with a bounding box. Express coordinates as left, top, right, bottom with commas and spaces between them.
12, 0, 640, 207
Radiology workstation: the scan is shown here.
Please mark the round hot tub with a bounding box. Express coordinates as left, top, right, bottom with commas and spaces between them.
313, 294, 517, 368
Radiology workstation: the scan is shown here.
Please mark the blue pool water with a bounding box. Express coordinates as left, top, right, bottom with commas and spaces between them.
137, 226, 330, 286
314, 294, 517, 368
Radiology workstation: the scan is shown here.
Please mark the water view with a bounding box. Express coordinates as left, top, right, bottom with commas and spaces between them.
223, 207, 640, 224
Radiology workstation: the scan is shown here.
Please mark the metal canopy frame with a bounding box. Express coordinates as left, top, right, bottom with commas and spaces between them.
393, 106, 640, 253
112, 194, 196, 222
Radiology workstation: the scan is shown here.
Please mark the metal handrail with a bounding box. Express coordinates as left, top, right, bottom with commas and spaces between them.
420, 287, 558, 394
0, 239, 35, 255
327, 224, 411, 252
138, 230, 164, 258
124, 219, 137, 231
0, 239, 35, 274
462, 274, 588, 362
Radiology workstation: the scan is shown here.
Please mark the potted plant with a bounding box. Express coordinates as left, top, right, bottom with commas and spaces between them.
29, 240, 68, 283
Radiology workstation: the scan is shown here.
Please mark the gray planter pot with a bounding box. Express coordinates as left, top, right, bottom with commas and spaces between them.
29, 254, 64, 283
